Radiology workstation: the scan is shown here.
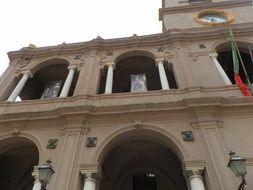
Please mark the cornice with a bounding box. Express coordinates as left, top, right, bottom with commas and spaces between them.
167, 23, 253, 42
0, 94, 253, 125
159, 0, 251, 20
7, 24, 253, 62
7, 34, 163, 61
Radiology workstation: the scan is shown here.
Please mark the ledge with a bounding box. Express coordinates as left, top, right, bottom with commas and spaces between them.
0, 85, 252, 125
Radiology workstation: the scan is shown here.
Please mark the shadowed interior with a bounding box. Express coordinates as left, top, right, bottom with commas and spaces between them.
98, 56, 177, 94
0, 138, 39, 190
19, 59, 79, 100
218, 50, 253, 84
100, 139, 187, 190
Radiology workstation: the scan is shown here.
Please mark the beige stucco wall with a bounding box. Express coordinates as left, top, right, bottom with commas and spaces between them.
163, 6, 253, 30
0, 1, 252, 189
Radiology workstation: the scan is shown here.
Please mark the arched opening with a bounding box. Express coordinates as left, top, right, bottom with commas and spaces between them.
99, 131, 187, 190
217, 42, 253, 84
0, 137, 39, 190
18, 59, 79, 101
98, 54, 177, 94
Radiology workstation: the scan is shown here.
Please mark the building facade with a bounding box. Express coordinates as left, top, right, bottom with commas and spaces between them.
0, 0, 253, 190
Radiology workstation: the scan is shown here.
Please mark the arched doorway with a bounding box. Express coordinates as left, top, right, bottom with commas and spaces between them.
99, 130, 187, 190
0, 137, 39, 190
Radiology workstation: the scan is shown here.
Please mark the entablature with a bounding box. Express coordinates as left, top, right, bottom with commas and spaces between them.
7, 25, 253, 63
0, 91, 253, 128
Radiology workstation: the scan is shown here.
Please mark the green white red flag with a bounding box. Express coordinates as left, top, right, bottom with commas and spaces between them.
230, 29, 251, 96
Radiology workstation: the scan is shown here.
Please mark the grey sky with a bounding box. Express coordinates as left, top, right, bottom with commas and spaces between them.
0, 0, 162, 76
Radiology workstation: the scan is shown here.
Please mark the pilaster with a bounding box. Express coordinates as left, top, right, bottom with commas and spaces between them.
51, 126, 83, 190
192, 121, 238, 190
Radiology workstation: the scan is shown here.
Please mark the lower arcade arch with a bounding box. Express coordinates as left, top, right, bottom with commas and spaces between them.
0, 137, 39, 190
98, 130, 187, 190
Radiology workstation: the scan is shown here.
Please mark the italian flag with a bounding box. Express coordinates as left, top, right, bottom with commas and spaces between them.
230, 30, 251, 96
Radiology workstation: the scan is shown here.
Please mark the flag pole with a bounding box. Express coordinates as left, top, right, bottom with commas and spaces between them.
230, 29, 252, 90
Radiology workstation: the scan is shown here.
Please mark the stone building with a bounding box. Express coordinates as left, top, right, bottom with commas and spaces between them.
0, 0, 253, 190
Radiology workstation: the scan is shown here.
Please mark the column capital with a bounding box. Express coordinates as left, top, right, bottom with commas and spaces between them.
183, 166, 205, 179
21, 70, 33, 78
105, 61, 115, 69
156, 58, 165, 64
68, 65, 78, 70
209, 53, 218, 58
80, 164, 102, 181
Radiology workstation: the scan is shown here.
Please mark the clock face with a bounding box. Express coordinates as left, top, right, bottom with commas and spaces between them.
199, 14, 228, 24
195, 10, 234, 26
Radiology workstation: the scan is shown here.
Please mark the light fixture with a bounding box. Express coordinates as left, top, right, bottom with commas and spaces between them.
227, 151, 247, 190
38, 160, 55, 190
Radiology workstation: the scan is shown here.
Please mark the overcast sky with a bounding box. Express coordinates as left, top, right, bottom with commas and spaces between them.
0, 0, 162, 76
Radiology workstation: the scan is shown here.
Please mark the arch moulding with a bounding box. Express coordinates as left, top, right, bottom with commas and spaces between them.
114, 49, 156, 64
211, 38, 253, 53
27, 56, 72, 75
0, 130, 43, 164
94, 123, 188, 165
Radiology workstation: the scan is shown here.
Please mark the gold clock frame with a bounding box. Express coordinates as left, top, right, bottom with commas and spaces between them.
194, 9, 234, 26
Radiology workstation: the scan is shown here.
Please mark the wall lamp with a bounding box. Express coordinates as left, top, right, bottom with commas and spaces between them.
38, 160, 55, 190
227, 151, 247, 190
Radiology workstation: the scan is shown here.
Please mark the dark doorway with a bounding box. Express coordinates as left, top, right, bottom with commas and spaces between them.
133, 173, 157, 190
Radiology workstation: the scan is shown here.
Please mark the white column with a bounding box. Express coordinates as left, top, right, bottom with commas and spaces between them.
81, 171, 100, 190
83, 176, 96, 190
32, 166, 41, 190
7, 71, 32, 102
59, 66, 76, 97
209, 53, 232, 85
188, 175, 205, 190
156, 59, 170, 90
104, 62, 115, 94
184, 167, 205, 190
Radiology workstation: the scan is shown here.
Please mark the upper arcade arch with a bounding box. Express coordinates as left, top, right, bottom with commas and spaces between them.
30, 58, 70, 74
114, 50, 156, 64
6, 58, 79, 101
214, 41, 253, 84
98, 50, 178, 94
214, 40, 253, 53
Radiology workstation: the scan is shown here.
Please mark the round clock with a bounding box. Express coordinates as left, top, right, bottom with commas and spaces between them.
194, 10, 234, 26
